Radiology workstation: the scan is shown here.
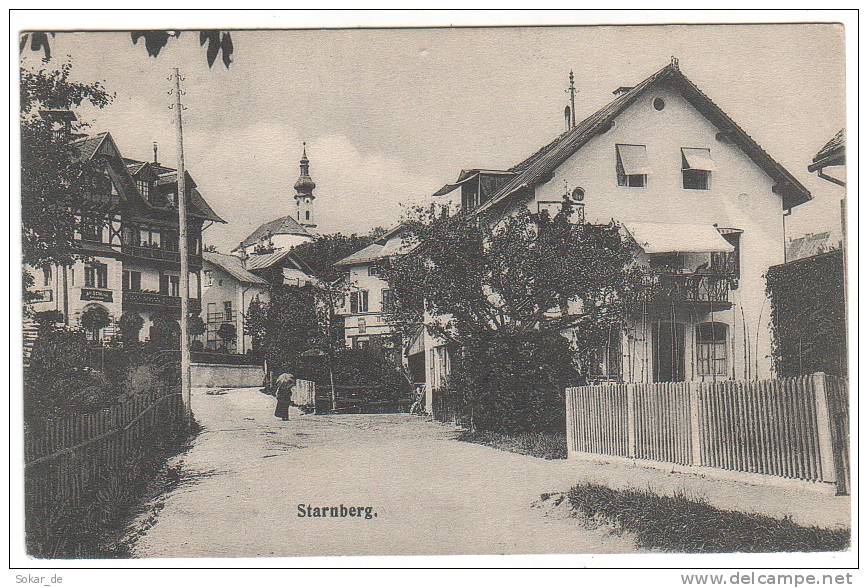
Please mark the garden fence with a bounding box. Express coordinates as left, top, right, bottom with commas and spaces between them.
24, 386, 185, 510
565, 373, 849, 494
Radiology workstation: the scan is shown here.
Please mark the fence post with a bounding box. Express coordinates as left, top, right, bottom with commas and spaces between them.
811, 372, 837, 485
688, 382, 703, 466
564, 387, 574, 457
626, 384, 636, 458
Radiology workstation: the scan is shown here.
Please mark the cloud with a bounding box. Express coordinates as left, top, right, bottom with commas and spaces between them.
191, 125, 442, 251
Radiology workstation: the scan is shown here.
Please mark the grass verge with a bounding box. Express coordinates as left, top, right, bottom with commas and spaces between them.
458, 430, 567, 460
567, 483, 850, 552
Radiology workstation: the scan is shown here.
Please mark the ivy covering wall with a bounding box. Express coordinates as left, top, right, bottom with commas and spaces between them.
766, 250, 847, 377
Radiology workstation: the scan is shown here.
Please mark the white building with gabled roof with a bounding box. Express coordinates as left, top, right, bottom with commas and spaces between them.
429, 58, 812, 390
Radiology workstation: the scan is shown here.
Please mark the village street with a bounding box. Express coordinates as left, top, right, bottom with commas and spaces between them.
129, 386, 639, 557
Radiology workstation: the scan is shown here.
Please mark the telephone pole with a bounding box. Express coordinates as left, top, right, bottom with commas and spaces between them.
567, 70, 577, 128
172, 68, 192, 428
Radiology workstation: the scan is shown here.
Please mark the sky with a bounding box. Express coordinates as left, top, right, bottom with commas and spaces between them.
21, 24, 846, 252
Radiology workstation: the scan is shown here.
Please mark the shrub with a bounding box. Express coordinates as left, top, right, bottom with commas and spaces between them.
80, 305, 111, 337
217, 322, 237, 345
150, 314, 180, 349
188, 314, 206, 338
118, 311, 144, 345
447, 330, 580, 433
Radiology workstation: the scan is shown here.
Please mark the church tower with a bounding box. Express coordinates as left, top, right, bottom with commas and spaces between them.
294, 143, 317, 229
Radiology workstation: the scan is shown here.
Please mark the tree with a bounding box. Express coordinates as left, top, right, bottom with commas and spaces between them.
150, 314, 180, 349
80, 306, 111, 341
292, 228, 386, 284
118, 311, 144, 345
216, 322, 237, 350
21, 30, 235, 69
382, 205, 646, 431
250, 285, 324, 380
188, 314, 206, 339
20, 61, 112, 270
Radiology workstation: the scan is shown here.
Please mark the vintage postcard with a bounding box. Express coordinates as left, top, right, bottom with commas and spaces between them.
11, 11, 856, 574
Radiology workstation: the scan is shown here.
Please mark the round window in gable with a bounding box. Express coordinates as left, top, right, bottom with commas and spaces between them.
653, 97, 665, 111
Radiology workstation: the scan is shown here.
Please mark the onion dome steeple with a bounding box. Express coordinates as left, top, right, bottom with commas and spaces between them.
294, 142, 316, 197
294, 142, 317, 229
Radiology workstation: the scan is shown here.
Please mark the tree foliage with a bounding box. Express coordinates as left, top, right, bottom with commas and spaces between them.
20, 61, 113, 269
383, 205, 646, 431
80, 305, 111, 334
119, 311, 144, 344
766, 250, 847, 377
292, 228, 386, 284
384, 205, 645, 354
246, 285, 324, 379
21, 30, 235, 69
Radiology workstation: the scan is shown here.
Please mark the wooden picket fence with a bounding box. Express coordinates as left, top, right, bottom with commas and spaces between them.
565, 373, 850, 494
24, 386, 185, 510
292, 379, 316, 407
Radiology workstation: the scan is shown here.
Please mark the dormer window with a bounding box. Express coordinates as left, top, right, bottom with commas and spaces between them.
137, 179, 150, 200
616, 144, 649, 188
682, 148, 715, 190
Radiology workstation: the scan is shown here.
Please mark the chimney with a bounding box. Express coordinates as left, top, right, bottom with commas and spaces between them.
238, 244, 249, 265
153, 142, 159, 166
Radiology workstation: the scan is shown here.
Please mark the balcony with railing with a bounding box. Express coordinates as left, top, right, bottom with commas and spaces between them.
122, 288, 201, 313
639, 271, 734, 308
206, 311, 237, 323
121, 243, 202, 269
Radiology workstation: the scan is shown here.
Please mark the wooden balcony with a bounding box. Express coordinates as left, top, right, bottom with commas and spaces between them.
122, 289, 201, 314
121, 244, 202, 268
639, 271, 734, 309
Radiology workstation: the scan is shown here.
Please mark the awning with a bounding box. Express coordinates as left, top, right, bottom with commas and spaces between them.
622, 222, 735, 254
432, 172, 479, 197
616, 144, 650, 175
682, 147, 716, 171
405, 325, 425, 356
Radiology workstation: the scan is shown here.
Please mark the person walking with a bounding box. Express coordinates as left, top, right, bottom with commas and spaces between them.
273, 372, 296, 421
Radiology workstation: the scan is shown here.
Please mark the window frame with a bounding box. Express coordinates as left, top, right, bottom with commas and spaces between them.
615, 144, 649, 188
85, 262, 108, 289
696, 322, 728, 378
681, 147, 713, 191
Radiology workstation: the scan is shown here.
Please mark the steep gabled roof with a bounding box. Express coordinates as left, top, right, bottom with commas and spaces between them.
808, 129, 845, 172
333, 242, 386, 267
242, 248, 319, 284
333, 223, 417, 267
786, 231, 838, 262
475, 60, 812, 215
203, 251, 269, 285
122, 157, 225, 223
234, 215, 313, 251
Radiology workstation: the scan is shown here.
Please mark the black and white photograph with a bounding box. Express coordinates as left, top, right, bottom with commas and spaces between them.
9, 9, 857, 574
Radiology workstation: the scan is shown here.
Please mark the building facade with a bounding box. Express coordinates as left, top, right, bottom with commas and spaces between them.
333, 227, 405, 351
429, 59, 811, 392
201, 252, 270, 354
27, 129, 225, 344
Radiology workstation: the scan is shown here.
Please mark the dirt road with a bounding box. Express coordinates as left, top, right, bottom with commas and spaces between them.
130, 387, 636, 557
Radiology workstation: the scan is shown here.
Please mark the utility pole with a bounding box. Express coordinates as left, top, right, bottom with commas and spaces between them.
567, 70, 577, 128
172, 68, 192, 428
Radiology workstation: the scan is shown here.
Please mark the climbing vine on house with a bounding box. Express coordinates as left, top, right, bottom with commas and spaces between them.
766, 249, 846, 377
